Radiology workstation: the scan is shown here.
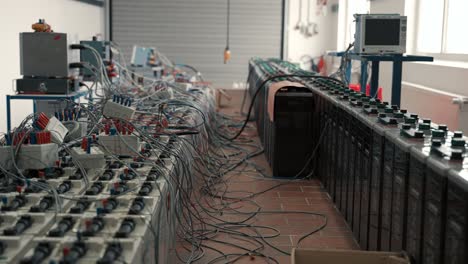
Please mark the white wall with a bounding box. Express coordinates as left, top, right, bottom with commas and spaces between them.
285, 0, 339, 67
367, 0, 468, 97
0, 0, 105, 132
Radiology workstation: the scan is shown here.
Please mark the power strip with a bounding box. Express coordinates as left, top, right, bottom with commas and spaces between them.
99, 134, 141, 156
102, 100, 136, 120
70, 147, 106, 169
0, 143, 59, 170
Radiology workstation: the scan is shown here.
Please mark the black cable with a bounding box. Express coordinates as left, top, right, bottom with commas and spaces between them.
239, 66, 256, 115
176, 104, 332, 260
223, 0, 231, 64
227, 74, 344, 140
331, 42, 354, 85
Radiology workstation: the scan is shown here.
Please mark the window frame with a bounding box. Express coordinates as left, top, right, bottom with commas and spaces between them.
414, 0, 468, 62
337, 0, 370, 51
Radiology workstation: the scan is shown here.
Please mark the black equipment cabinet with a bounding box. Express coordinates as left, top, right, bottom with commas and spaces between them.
270, 87, 315, 177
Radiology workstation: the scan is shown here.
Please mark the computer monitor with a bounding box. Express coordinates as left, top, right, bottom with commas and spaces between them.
354, 14, 407, 54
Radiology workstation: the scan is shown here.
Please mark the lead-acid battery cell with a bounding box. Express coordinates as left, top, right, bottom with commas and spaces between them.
441, 132, 468, 264
342, 93, 368, 245
336, 91, 353, 216
321, 93, 334, 193
353, 101, 378, 250
307, 81, 325, 178
334, 105, 346, 211
406, 147, 429, 264
375, 109, 403, 251
399, 118, 433, 263
367, 105, 385, 251
422, 153, 450, 264
314, 85, 336, 194
381, 153, 395, 252
326, 87, 347, 205
341, 95, 362, 228
316, 90, 330, 185
389, 124, 428, 252
445, 166, 468, 264
308, 82, 333, 187
342, 92, 369, 232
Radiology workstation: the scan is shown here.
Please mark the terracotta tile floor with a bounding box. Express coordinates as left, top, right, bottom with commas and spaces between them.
175, 90, 358, 263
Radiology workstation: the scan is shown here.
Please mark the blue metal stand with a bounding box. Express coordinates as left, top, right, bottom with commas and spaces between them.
360, 61, 368, 93
370, 61, 380, 97
6, 90, 88, 131
327, 52, 433, 106
345, 59, 352, 84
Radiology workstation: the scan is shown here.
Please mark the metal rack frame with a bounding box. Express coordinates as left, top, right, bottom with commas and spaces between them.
6, 90, 89, 131
328, 52, 434, 106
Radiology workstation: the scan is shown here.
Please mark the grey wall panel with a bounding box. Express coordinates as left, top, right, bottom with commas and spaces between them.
112, 0, 282, 88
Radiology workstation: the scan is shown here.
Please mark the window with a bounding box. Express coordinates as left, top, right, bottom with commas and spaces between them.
337, 0, 370, 50
416, 0, 468, 59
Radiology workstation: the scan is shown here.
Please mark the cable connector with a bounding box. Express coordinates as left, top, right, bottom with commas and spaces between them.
19, 242, 53, 264
115, 219, 135, 238
97, 243, 122, 263
3, 215, 33, 236
48, 217, 74, 237
60, 241, 87, 263
69, 62, 86, 68
70, 44, 86, 50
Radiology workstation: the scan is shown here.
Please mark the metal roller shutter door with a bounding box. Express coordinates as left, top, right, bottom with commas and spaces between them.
112, 0, 282, 88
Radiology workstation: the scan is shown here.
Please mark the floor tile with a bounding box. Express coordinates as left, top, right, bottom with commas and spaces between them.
175, 91, 358, 263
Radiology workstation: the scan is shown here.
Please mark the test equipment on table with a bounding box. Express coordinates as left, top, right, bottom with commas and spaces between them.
353, 14, 407, 54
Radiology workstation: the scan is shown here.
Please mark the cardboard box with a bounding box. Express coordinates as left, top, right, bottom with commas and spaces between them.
291, 248, 410, 264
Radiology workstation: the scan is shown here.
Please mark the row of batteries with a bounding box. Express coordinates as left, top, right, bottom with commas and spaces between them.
304, 78, 468, 264
0, 134, 181, 263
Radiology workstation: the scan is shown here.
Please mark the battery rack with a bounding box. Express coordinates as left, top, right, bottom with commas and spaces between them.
249, 58, 468, 264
